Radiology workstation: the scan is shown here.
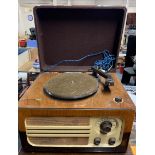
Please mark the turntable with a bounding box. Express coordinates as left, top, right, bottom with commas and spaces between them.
19, 6, 135, 153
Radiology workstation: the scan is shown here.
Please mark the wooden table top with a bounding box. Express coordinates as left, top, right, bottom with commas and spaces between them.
18, 61, 40, 73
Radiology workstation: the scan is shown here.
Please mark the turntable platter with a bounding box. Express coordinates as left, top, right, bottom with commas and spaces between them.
43, 73, 98, 100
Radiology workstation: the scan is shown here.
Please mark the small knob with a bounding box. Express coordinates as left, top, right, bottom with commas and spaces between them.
100, 121, 112, 134
94, 137, 101, 145
108, 137, 116, 145
114, 96, 122, 103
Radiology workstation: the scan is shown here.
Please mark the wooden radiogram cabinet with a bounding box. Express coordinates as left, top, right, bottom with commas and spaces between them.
19, 6, 135, 153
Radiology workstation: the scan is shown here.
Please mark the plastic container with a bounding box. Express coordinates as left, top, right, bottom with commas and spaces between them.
19, 39, 27, 47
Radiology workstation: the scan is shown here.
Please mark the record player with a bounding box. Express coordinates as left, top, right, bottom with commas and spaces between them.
18, 6, 135, 153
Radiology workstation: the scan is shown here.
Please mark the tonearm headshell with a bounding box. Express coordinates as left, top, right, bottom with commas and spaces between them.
91, 66, 114, 92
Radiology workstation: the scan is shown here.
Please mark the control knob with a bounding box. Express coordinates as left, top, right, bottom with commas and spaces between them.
94, 137, 101, 145
108, 137, 116, 145
100, 121, 112, 134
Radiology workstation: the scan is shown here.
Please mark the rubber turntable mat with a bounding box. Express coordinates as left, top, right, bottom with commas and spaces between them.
44, 73, 98, 100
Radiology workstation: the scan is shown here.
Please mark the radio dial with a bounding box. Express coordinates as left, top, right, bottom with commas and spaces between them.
100, 121, 112, 134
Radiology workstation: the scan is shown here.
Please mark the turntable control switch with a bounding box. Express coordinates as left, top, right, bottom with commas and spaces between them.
114, 96, 122, 103
100, 121, 112, 134
94, 137, 101, 145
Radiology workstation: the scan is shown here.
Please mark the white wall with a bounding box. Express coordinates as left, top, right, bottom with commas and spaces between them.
127, 0, 136, 13
70, 0, 127, 6
18, 6, 35, 37
70, 0, 95, 5
95, 0, 127, 6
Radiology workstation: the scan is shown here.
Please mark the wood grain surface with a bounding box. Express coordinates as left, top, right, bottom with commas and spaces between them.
18, 72, 135, 153
26, 117, 89, 126
19, 72, 135, 132
28, 137, 88, 145
19, 72, 135, 110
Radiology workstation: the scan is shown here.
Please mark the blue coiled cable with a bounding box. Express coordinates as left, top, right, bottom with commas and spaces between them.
94, 50, 115, 72
45, 49, 115, 72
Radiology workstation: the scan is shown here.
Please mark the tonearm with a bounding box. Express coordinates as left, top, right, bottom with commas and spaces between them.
91, 66, 114, 92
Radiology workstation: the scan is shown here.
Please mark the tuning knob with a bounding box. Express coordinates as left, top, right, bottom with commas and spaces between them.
100, 121, 112, 134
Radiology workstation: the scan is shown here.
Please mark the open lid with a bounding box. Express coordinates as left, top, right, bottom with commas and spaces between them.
34, 6, 126, 72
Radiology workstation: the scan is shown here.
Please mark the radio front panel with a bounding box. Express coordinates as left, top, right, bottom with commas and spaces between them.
25, 117, 124, 148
